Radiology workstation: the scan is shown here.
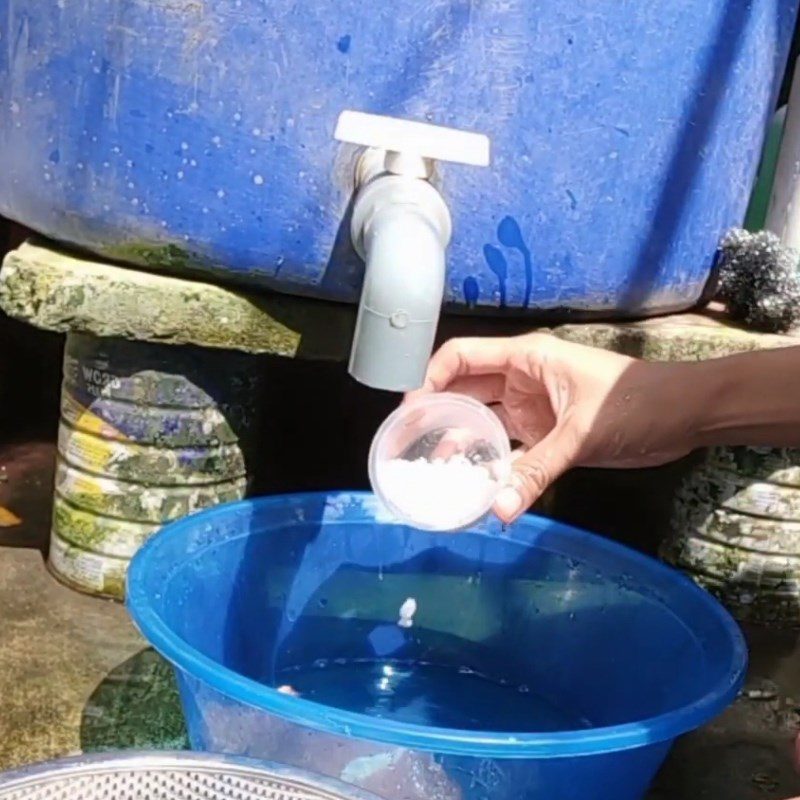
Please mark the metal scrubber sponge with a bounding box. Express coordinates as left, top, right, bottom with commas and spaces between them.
715, 228, 800, 333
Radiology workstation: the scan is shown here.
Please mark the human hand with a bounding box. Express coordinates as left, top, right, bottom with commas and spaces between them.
409, 333, 706, 524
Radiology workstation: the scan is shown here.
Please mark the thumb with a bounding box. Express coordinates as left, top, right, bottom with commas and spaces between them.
493, 425, 579, 524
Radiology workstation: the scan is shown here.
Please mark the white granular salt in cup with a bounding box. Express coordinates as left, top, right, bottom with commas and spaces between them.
369, 393, 511, 531
378, 455, 500, 530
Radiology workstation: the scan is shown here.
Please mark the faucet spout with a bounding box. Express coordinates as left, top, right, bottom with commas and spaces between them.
333, 110, 489, 391
348, 175, 451, 392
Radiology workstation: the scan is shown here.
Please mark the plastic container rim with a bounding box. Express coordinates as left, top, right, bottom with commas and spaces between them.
367, 392, 513, 531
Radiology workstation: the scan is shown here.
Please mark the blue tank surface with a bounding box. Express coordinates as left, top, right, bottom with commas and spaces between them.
0, 0, 796, 316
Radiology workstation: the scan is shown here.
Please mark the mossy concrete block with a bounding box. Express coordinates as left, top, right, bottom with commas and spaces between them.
0, 239, 354, 359
6, 239, 800, 366
552, 309, 800, 361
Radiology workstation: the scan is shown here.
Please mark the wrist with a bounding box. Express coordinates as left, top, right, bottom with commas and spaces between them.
685, 357, 732, 449
652, 359, 726, 452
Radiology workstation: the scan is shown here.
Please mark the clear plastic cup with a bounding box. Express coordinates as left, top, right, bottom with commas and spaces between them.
368, 392, 512, 531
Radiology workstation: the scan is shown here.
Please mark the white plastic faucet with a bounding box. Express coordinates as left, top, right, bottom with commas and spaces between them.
334, 111, 490, 392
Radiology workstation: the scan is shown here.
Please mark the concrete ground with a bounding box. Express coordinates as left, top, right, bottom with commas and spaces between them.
0, 439, 187, 769
1, 437, 799, 799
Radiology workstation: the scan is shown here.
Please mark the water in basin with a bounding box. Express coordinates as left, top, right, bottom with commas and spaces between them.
274, 658, 591, 732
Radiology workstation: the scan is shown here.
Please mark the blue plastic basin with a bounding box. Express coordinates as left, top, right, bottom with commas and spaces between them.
127, 492, 747, 800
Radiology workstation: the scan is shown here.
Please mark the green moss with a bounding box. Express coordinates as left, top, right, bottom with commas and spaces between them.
57, 540, 81, 562
99, 241, 202, 272
102, 572, 126, 599
81, 648, 189, 751
552, 323, 787, 363
109, 449, 245, 485
53, 501, 110, 551
60, 480, 246, 524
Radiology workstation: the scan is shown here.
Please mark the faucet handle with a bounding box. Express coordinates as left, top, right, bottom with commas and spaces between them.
335, 110, 490, 175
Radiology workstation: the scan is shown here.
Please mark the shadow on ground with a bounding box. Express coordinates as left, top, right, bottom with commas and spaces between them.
80, 648, 188, 753
650, 625, 800, 800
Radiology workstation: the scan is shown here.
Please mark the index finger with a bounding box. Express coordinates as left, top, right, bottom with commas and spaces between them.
412, 337, 513, 397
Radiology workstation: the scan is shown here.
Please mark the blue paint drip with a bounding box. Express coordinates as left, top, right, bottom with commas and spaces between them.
482, 245, 507, 308
337, 34, 351, 54
497, 216, 533, 308
462, 276, 479, 308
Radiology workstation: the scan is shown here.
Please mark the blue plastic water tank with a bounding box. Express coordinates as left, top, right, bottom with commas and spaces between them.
0, 1, 797, 316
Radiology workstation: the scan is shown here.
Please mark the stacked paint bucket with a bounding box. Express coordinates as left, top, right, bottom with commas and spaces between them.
50, 333, 261, 599
663, 445, 800, 627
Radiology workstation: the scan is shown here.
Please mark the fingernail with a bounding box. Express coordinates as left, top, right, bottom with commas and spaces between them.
495, 486, 522, 520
